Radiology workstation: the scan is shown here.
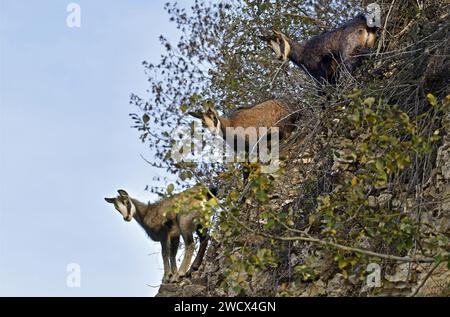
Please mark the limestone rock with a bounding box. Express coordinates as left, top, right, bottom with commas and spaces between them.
182, 284, 206, 297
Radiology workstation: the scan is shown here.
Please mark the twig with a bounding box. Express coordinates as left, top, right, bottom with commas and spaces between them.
269, 59, 288, 89
376, 0, 396, 56
394, 20, 415, 39
409, 260, 442, 297
282, 13, 327, 28
146, 284, 162, 288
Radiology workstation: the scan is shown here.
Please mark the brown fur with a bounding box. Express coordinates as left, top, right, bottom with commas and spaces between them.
105, 185, 214, 283
189, 100, 297, 181
261, 14, 378, 84
189, 99, 297, 146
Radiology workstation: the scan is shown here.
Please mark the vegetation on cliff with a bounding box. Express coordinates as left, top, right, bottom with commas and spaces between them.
131, 0, 449, 296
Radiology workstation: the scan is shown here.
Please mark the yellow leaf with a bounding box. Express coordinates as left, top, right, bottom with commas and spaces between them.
427, 93, 438, 107
363, 97, 376, 107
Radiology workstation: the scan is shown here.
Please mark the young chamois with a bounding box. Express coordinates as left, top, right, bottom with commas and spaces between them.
188, 99, 296, 149
104, 186, 215, 283
260, 14, 378, 85
189, 99, 297, 180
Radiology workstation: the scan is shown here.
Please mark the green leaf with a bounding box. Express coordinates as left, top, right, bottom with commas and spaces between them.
189, 93, 200, 104
338, 259, 348, 269
375, 159, 385, 172
179, 171, 193, 181
348, 109, 360, 123
142, 113, 150, 124
308, 214, 316, 226
167, 183, 174, 195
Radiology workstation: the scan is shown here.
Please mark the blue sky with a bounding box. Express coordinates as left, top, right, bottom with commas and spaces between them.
0, 0, 183, 296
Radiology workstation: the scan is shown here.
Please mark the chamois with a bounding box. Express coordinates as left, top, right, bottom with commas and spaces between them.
260, 14, 378, 85
188, 99, 296, 149
104, 186, 215, 283
189, 99, 296, 181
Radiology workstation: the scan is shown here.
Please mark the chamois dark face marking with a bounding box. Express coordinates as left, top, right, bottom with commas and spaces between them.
261, 14, 379, 85
202, 107, 221, 134
105, 190, 136, 221
263, 30, 291, 61
188, 106, 221, 135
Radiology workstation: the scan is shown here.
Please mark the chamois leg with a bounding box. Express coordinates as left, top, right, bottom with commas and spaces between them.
340, 46, 362, 74
178, 232, 196, 277
167, 235, 181, 283
344, 57, 363, 74
338, 37, 358, 74
169, 235, 180, 275
160, 238, 172, 283
187, 227, 209, 276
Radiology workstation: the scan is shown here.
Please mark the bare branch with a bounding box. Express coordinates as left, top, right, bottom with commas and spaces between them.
409, 260, 442, 297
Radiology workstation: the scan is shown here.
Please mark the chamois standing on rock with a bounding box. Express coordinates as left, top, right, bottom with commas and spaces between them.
105, 186, 215, 283
260, 14, 378, 85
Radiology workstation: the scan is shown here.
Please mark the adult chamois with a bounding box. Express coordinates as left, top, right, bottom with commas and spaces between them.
260, 14, 378, 85
105, 185, 216, 283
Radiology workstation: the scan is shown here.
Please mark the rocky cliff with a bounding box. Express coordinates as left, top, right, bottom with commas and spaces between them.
154, 1, 449, 297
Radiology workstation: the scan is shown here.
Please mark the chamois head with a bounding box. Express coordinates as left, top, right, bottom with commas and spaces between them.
105, 190, 136, 222
260, 29, 291, 61
188, 105, 222, 135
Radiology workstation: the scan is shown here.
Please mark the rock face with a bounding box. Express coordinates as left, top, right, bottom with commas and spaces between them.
156, 273, 207, 297
412, 112, 450, 297
155, 111, 450, 297
155, 4, 450, 297
372, 112, 450, 297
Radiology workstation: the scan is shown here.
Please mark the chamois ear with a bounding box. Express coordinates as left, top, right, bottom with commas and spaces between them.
260, 29, 282, 41
117, 189, 128, 198
188, 111, 203, 119
206, 105, 218, 117
104, 197, 115, 204
272, 29, 283, 36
